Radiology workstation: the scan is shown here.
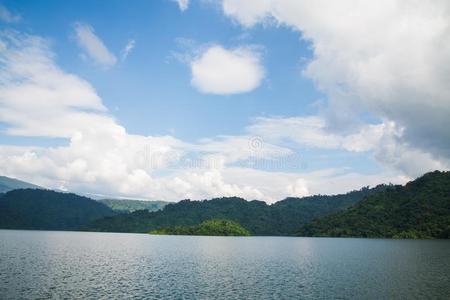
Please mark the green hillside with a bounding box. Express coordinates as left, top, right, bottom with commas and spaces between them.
0, 189, 116, 230
3, 171, 448, 238
98, 199, 168, 213
298, 171, 450, 239
85, 185, 387, 235
150, 219, 251, 236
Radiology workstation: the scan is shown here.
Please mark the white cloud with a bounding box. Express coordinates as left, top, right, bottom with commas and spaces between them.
372, 129, 449, 177
247, 116, 450, 177
220, 0, 450, 177
0, 5, 21, 23
222, 0, 271, 27
286, 178, 309, 198
172, 0, 189, 11
73, 23, 117, 68
190, 45, 265, 94
0, 31, 108, 138
195, 135, 292, 164
220, 167, 408, 203
248, 116, 386, 152
121, 39, 135, 61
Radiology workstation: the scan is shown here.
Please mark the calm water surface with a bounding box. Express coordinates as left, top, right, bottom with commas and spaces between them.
0, 230, 449, 299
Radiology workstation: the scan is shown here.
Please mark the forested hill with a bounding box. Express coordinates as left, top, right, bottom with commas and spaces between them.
2, 171, 448, 237
0, 176, 42, 193
85, 185, 387, 235
150, 219, 251, 236
0, 189, 116, 230
98, 199, 168, 213
298, 171, 450, 238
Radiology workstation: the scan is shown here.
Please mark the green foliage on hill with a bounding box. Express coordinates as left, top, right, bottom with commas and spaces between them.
150, 219, 251, 236
0, 189, 116, 230
98, 199, 168, 213
85, 185, 387, 235
0, 176, 42, 193
1, 171, 449, 238
298, 171, 450, 239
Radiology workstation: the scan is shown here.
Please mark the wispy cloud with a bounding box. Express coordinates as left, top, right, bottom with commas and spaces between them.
73, 23, 117, 68
121, 39, 136, 61
172, 0, 189, 11
0, 30, 107, 138
0, 4, 21, 23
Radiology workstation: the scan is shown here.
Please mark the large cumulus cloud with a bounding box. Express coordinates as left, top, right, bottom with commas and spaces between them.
221, 0, 450, 176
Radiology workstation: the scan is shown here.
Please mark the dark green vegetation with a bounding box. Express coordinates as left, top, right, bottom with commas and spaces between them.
0, 189, 116, 230
1, 171, 448, 238
98, 199, 168, 213
299, 171, 450, 238
150, 219, 251, 236
0, 176, 41, 193
86, 185, 387, 235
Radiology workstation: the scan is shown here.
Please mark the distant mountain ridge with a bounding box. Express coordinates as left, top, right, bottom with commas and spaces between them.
298, 171, 450, 238
0, 175, 168, 214
0, 176, 42, 193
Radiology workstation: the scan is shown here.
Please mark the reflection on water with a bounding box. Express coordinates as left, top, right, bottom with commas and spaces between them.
0, 230, 449, 299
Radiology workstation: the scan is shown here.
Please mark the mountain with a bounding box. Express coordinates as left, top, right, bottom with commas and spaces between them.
150, 219, 251, 236
98, 199, 168, 213
0, 189, 116, 230
0, 176, 42, 193
84, 185, 387, 235
298, 171, 450, 239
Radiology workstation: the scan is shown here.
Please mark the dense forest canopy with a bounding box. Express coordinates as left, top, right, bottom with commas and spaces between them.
98, 199, 168, 213
298, 171, 450, 238
85, 185, 387, 235
0, 171, 448, 239
0, 189, 116, 230
150, 219, 251, 236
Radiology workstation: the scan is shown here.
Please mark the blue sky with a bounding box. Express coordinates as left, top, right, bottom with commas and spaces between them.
0, 1, 448, 202
5, 0, 319, 140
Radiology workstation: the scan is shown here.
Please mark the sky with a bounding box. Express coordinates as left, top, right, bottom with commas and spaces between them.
0, 0, 449, 202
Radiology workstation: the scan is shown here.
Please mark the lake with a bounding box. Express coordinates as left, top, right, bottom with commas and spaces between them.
0, 230, 449, 299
